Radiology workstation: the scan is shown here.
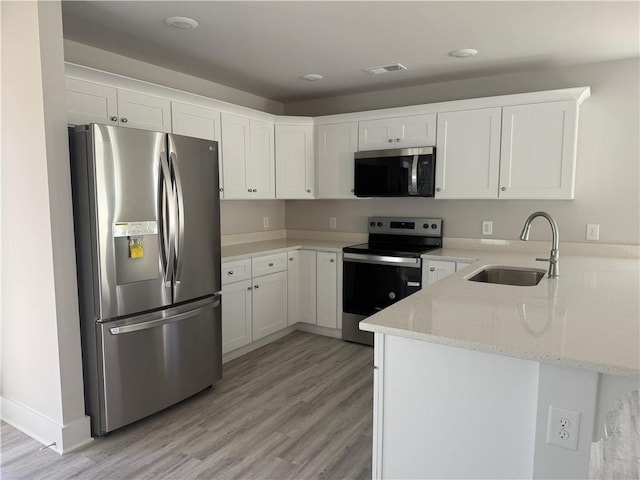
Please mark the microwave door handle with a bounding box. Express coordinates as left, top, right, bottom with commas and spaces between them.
409, 155, 419, 195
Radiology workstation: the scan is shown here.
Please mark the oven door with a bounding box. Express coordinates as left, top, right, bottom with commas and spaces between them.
342, 253, 422, 344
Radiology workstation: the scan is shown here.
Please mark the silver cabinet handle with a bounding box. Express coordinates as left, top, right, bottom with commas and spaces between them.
388, 139, 393, 143
396, 138, 401, 142
110, 116, 118, 122
248, 188, 252, 192
330, 259, 335, 263
247, 286, 252, 291
289, 257, 294, 261
254, 285, 259, 289
268, 263, 274, 267
253, 189, 257, 192
219, 187, 224, 192
501, 187, 506, 191
306, 189, 311, 193
121, 117, 128, 123
436, 187, 441, 192
429, 267, 435, 272
228, 271, 233, 275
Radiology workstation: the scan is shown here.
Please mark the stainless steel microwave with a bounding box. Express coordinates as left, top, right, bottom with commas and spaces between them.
354, 146, 436, 197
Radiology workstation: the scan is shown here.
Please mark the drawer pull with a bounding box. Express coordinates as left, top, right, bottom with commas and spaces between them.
268, 263, 274, 267
429, 267, 435, 272
228, 271, 234, 275
254, 285, 259, 289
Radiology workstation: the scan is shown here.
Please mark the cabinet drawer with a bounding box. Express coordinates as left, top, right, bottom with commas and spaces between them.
252, 253, 288, 277
222, 259, 252, 285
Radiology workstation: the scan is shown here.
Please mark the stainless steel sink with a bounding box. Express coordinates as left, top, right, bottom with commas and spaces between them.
467, 266, 546, 286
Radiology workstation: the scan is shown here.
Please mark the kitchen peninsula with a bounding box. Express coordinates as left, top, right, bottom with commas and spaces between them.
361, 247, 639, 479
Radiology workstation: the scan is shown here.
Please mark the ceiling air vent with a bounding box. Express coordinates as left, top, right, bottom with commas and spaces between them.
363, 63, 407, 75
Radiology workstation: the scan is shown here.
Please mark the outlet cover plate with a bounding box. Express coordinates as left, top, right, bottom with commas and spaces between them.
329, 217, 337, 229
482, 221, 493, 236
586, 224, 600, 241
547, 406, 580, 450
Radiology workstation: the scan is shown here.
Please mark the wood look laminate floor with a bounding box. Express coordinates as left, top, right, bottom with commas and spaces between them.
1, 332, 373, 480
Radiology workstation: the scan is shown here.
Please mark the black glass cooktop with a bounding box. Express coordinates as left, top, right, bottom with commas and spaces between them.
343, 242, 441, 258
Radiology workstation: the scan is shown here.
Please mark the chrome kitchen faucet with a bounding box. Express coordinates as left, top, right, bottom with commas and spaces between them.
519, 211, 560, 278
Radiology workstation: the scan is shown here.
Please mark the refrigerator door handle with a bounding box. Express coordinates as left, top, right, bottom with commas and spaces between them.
159, 151, 176, 285
109, 296, 220, 335
168, 134, 185, 285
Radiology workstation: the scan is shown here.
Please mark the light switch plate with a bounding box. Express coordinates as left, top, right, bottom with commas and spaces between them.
482, 221, 493, 236
329, 217, 337, 229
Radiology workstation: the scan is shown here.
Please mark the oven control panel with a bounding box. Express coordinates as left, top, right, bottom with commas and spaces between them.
367, 217, 442, 237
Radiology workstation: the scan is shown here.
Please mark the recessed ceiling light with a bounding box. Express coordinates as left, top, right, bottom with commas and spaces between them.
164, 16, 199, 29
449, 49, 478, 58
363, 63, 407, 75
301, 73, 324, 81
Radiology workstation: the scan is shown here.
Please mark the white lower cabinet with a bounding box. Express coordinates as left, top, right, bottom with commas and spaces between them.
252, 270, 288, 341
221, 279, 253, 354
423, 259, 475, 286
316, 252, 338, 329
288, 250, 317, 326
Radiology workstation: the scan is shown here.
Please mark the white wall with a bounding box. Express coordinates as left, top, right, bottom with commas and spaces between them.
1, 1, 91, 453
285, 59, 640, 245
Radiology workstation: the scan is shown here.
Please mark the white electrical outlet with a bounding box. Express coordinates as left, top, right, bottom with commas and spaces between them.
547, 406, 580, 450
586, 224, 600, 241
329, 217, 337, 229
482, 221, 493, 236
263, 216, 269, 229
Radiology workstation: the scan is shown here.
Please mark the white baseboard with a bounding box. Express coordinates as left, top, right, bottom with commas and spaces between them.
295, 323, 342, 339
1, 395, 92, 454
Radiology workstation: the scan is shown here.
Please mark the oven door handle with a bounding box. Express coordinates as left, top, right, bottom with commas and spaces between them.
343, 252, 422, 268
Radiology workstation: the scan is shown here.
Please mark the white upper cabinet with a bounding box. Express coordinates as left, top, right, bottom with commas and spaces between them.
221, 113, 275, 199
171, 102, 221, 141
116, 89, 172, 132
316, 122, 358, 199
171, 102, 224, 197
65, 78, 171, 132
499, 100, 577, 199
358, 114, 436, 151
435, 107, 502, 199
275, 124, 314, 199
66, 78, 118, 126
248, 119, 276, 199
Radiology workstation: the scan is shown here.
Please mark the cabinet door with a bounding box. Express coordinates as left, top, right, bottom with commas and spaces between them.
116, 89, 172, 132
316, 122, 358, 198
66, 78, 118, 126
299, 250, 317, 325
499, 100, 577, 199
252, 271, 287, 341
275, 125, 314, 199
316, 252, 338, 329
222, 279, 252, 354
221, 113, 250, 199
172, 102, 224, 197
248, 119, 275, 199
287, 251, 300, 326
455, 261, 473, 272
424, 260, 456, 286
435, 108, 502, 199
358, 118, 396, 151
396, 114, 437, 148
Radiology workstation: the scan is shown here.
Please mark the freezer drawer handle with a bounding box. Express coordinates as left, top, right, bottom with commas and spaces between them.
109, 299, 220, 335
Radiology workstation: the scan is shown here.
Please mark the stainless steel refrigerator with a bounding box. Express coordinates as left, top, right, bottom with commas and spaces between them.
69, 124, 222, 436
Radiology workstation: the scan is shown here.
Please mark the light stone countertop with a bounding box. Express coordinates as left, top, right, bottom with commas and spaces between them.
361, 248, 640, 377
221, 238, 354, 262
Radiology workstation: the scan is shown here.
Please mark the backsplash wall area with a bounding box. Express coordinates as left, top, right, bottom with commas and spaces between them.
220, 200, 285, 235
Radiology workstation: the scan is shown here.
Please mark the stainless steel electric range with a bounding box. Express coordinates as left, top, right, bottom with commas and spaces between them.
342, 216, 443, 346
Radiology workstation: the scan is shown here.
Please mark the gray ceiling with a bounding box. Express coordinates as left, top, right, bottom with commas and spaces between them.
61, 1, 639, 103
